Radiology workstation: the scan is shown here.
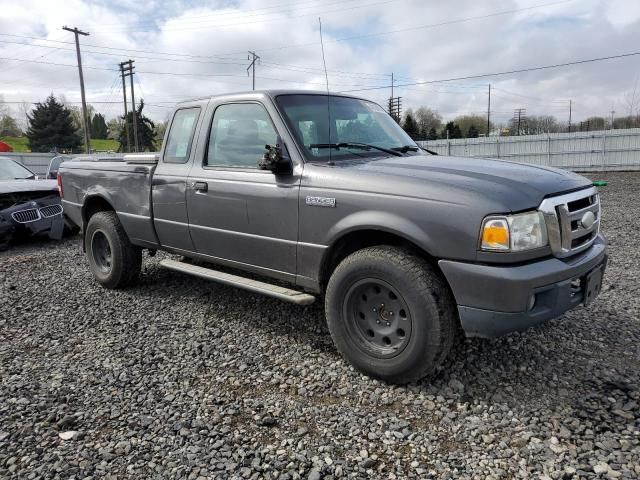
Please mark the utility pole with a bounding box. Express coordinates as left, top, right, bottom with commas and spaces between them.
129, 60, 138, 152
610, 108, 615, 129
486, 84, 491, 136
63, 26, 91, 153
247, 51, 260, 90
391, 72, 394, 102
568, 99, 572, 133
513, 108, 526, 136
388, 97, 402, 123
119, 62, 131, 152
120, 60, 138, 152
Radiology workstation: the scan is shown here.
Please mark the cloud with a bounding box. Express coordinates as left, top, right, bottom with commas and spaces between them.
1, 0, 640, 128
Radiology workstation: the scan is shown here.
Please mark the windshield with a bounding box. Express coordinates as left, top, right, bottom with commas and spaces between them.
0, 158, 36, 180
275, 94, 419, 162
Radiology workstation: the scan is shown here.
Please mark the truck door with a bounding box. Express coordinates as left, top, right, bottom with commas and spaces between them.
152, 105, 204, 251
186, 100, 300, 283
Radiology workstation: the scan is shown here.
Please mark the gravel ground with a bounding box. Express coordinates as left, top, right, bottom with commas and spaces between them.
1, 172, 639, 479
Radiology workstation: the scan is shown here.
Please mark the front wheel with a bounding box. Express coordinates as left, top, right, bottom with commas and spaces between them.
85, 211, 141, 289
325, 246, 458, 384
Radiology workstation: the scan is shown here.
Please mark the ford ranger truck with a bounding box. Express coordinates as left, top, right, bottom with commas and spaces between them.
58, 91, 607, 384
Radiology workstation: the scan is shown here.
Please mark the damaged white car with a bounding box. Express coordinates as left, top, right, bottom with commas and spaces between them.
0, 156, 64, 249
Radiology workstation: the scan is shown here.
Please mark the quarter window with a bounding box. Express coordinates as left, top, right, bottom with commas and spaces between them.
206, 103, 278, 168
163, 107, 200, 164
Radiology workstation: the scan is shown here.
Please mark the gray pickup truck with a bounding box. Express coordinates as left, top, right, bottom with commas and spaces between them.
59, 90, 607, 383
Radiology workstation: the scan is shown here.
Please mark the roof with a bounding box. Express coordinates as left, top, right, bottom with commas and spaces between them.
176, 89, 367, 106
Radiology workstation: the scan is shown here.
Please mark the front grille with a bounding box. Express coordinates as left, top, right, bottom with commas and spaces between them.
11, 208, 41, 224
539, 187, 600, 258
39, 204, 63, 218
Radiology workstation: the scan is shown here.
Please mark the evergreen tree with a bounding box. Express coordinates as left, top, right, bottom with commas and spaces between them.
441, 121, 462, 139
467, 125, 479, 138
402, 110, 419, 139
26, 94, 81, 152
0, 114, 22, 136
427, 127, 437, 140
117, 100, 156, 152
91, 113, 109, 139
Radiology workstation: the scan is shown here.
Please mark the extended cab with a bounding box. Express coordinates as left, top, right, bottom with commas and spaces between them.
59, 90, 607, 383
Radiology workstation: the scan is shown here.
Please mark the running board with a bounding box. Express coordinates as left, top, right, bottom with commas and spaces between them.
160, 259, 316, 306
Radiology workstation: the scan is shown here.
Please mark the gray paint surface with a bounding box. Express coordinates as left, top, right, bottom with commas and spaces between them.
59, 90, 607, 338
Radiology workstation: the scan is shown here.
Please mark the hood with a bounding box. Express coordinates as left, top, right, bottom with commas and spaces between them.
0, 179, 58, 195
329, 155, 592, 212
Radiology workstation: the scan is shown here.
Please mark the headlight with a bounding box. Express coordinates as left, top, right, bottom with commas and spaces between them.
480, 211, 548, 252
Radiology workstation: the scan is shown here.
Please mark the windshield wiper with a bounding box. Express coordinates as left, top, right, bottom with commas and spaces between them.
310, 142, 403, 157
392, 145, 420, 153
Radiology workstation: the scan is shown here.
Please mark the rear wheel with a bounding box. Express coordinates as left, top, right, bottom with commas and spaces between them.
325, 246, 457, 384
85, 211, 141, 289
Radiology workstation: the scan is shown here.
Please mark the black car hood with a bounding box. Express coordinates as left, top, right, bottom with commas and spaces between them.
344, 155, 592, 212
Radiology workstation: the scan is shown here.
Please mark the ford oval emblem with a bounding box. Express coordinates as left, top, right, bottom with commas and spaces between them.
580, 211, 596, 229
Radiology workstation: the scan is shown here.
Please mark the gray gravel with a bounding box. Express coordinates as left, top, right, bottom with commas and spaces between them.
1, 172, 639, 479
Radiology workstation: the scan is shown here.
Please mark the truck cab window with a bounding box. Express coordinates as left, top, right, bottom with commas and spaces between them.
164, 107, 200, 164
206, 103, 277, 168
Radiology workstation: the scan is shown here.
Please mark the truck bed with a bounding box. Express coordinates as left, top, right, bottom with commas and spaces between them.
59, 155, 159, 247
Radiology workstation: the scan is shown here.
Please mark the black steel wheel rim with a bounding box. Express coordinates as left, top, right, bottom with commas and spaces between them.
343, 278, 413, 359
91, 230, 112, 273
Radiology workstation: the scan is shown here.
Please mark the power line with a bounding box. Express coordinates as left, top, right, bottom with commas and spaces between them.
79, 0, 364, 27
0, 1, 571, 61
339, 50, 640, 92
88, 0, 400, 33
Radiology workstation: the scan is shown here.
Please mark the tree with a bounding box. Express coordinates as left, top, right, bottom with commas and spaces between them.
441, 121, 462, 139
67, 103, 96, 136
454, 114, 490, 137
155, 120, 168, 149
527, 115, 560, 134
91, 113, 108, 139
427, 127, 438, 140
402, 109, 420, 139
0, 114, 22, 136
117, 100, 156, 152
415, 107, 442, 139
107, 118, 123, 140
467, 125, 479, 138
26, 94, 81, 152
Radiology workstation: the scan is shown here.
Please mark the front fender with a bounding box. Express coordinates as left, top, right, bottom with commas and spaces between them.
325, 210, 434, 255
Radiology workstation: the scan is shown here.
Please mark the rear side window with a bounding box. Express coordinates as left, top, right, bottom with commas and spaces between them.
163, 107, 200, 164
206, 103, 278, 168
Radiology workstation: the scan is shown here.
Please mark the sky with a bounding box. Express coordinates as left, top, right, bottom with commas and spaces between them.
1, 0, 640, 128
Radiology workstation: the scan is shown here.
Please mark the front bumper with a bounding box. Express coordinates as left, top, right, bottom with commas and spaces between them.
438, 234, 607, 338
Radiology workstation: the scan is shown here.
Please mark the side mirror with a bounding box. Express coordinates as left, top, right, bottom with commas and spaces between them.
259, 136, 292, 174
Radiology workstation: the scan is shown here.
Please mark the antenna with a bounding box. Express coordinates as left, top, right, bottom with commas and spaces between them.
318, 17, 333, 164
318, 17, 329, 93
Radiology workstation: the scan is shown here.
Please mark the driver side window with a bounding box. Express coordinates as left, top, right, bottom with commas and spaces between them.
206, 103, 278, 168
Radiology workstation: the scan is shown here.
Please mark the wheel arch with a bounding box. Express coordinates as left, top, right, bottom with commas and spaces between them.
319, 227, 440, 291
82, 195, 116, 227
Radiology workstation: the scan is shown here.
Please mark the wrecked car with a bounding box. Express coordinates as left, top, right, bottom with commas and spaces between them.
0, 156, 64, 249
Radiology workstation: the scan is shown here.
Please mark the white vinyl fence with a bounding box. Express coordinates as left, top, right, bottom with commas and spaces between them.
418, 127, 640, 172
5, 127, 640, 175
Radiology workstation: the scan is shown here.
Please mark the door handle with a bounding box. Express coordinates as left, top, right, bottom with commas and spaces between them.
193, 181, 208, 192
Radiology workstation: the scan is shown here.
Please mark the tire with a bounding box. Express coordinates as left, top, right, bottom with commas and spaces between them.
84, 211, 142, 289
325, 246, 457, 384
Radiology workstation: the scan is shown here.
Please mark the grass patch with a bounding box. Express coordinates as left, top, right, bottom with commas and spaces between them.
0, 136, 120, 153
91, 138, 119, 152
0, 136, 29, 152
